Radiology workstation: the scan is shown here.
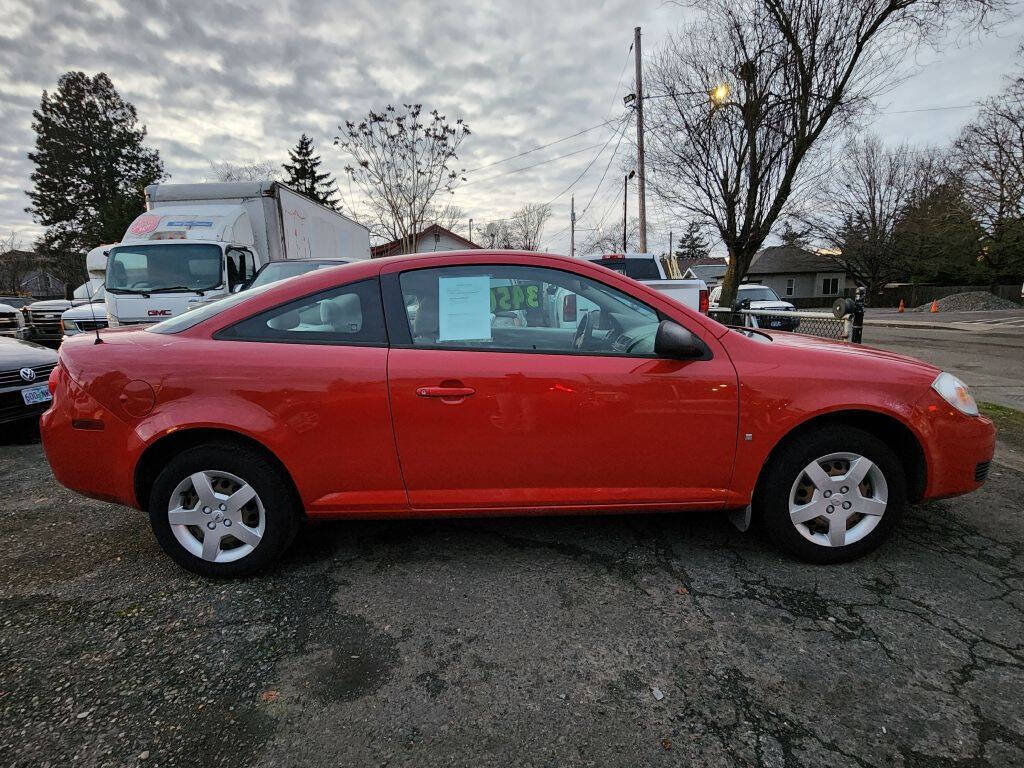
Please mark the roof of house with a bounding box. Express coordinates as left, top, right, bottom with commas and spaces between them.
748, 245, 843, 275
370, 224, 480, 258
684, 263, 728, 281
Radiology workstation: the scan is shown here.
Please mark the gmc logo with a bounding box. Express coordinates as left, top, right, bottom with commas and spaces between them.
147, 309, 172, 317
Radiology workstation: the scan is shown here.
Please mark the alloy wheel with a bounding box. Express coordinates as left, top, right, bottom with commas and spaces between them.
167, 470, 265, 563
788, 452, 888, 548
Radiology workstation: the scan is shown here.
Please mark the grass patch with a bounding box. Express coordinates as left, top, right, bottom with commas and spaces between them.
980, 402, 1024, 454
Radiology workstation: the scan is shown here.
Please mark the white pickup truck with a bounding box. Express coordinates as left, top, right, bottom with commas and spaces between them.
586, 253, 709, 313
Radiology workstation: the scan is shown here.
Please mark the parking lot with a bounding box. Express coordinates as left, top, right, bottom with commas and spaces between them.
2, 326, 1023, 768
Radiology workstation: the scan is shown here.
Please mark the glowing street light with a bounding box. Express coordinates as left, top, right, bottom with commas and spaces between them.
710, 83, 731, 105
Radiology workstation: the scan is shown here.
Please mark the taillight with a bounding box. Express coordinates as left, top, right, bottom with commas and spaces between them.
47, 364, 60, 394
699, 288, 709, 314
562, 294, 577, 323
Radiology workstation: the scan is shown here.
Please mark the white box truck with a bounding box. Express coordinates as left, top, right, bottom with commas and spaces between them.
105, 181, 371, 327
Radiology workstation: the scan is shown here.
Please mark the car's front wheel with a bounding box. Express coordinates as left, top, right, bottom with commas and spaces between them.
756, 426, 906, 563
148, 443, 299, 577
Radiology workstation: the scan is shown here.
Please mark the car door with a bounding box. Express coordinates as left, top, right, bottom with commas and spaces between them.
382, 261, 738, 511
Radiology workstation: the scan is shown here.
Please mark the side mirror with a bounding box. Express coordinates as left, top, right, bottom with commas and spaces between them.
654, 320, 707, 359
730, 297, 751, 313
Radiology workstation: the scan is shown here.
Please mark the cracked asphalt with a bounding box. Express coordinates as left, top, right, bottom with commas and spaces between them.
2, 420, 1022, 768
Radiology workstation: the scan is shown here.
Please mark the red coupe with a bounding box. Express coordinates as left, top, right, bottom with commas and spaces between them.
40, 252, 995, 577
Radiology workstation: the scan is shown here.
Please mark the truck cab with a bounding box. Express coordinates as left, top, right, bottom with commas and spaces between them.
105, 207, 260, 327
585, 253, 709, 315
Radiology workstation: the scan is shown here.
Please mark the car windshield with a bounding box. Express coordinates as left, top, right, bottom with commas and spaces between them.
740, 286, 781, 302
588, 257, 661, 280
107, 244, 223, 294
248, 260, 347, 289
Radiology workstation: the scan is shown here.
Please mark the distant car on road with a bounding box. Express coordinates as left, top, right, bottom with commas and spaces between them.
0, 336, 57, 426
41, 251, 994, 577
709, 283, 799, 331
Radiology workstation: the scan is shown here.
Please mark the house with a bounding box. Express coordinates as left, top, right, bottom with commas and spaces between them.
370, 224, 480, 258
683, 261, 728, 288
745, 246, 850, 302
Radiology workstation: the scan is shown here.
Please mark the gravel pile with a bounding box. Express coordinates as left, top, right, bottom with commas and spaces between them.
912, 291, 1021, 312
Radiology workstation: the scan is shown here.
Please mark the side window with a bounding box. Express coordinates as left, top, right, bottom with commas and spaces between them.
397, 265, 661, 356
226, 249, 247, 290
216, 278, 387, 346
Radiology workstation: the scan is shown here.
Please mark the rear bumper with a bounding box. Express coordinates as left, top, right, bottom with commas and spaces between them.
40, 369, 139, 507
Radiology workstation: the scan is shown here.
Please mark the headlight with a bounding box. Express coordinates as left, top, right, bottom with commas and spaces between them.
61, 319, 78, 333
931, 372, 978, 416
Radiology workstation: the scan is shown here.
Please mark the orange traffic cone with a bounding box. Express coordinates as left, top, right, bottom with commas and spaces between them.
930, 299, 939, 313
897, 299, 905, 313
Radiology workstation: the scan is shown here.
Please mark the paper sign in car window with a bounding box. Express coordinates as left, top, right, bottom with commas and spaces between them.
438, 275, 492, 342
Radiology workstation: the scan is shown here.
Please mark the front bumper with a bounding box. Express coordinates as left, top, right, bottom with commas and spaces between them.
919, 398, 997, 500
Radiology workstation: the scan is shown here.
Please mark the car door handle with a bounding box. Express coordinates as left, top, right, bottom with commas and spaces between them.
416, 386, 476, 398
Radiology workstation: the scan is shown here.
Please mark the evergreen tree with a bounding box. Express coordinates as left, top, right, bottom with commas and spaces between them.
894, 182, 984, 284
282, 134, 339, 208
778, 221, 813, 249
674, 221, 711, 261
27, 71, 164, 280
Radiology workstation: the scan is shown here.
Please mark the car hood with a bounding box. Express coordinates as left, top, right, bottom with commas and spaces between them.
748, 300, 794, 310
62, 302, 106, 320
27, 299, 73, 311
761, 330, 940, 375
0, 336, 59, 368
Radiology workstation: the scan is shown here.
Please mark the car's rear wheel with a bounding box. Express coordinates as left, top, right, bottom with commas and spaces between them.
756, 426, 906, 563
148, 443, 298, 577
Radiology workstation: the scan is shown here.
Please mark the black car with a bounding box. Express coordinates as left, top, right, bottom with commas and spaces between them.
0, 337, 58, 426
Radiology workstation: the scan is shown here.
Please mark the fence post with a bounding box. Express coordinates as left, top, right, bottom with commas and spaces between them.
851, 287, 865, 344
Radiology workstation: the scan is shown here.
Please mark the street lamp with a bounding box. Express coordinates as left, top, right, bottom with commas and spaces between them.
710, 83, 730, 105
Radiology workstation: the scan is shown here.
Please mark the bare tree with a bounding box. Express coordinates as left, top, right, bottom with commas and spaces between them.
951, 72, 1024, 281
423, 202, 467, 234
800, 135, 916, 301
646, 0, 1003, 305
335, 104, 470, 254
208, 160, 280, 182
508, 203, 552, 251
580, 218, 641, 256
0, 231, 36, 295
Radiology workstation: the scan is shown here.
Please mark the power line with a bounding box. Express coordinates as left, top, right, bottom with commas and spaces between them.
640, 91, 979, 116
542, 116, 632, 207
606, 42, 634, 118
462, 118, 623, 174
459, 142, 607, 188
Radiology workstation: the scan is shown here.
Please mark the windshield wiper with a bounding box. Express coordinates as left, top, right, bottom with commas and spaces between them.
149, 286, 207, 296
106, 287, 151, 298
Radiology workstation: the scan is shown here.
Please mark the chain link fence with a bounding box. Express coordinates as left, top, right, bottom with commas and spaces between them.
709, 308, 856, 342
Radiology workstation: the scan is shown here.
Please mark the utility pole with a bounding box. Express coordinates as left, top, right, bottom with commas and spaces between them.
668, 230, 674, 276
634, 26, 648, 253
469, 218, 473, 243
570, 196, 575, 258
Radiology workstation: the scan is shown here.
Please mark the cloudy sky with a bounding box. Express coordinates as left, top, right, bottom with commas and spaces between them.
1, 0, 1022, 256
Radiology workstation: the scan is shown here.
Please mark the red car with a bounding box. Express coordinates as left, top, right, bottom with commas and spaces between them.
41, 252, 995, 577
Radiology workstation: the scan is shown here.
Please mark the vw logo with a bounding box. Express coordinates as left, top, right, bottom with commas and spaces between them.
19, 368, 36, 382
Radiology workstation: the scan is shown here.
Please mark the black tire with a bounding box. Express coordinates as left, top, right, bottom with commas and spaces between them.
148, 442, 299, 578
755, 426, 906, 564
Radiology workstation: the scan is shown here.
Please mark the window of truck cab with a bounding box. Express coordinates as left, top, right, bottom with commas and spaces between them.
390, 265, 667, 358
106, 243, 223, 294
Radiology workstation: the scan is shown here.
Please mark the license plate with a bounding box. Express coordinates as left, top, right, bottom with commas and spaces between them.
21, 385, 52, 405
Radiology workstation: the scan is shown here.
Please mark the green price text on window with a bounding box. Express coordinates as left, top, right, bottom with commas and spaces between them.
490, 283, 541, 312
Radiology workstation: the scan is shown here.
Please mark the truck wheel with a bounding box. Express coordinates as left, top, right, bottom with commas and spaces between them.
148, 443, 298, 578
756, 426, 906, 564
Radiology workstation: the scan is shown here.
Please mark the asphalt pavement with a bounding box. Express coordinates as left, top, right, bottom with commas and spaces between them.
1, 327, 1023, 767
